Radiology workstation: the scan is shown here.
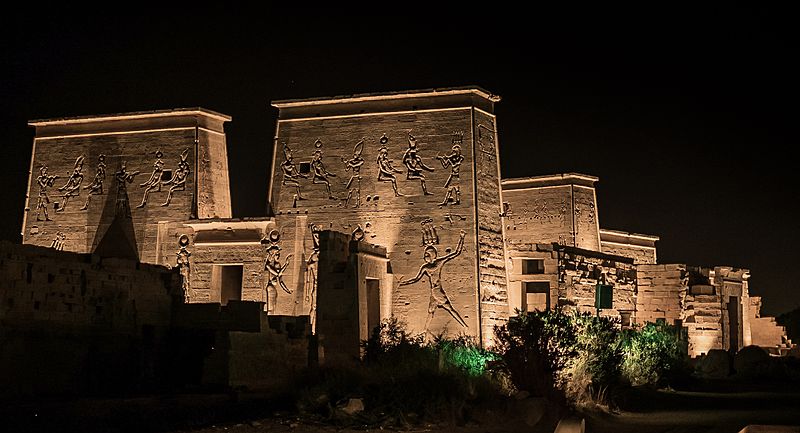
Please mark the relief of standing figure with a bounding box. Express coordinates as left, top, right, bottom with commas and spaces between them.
402, 132, 434, 195
176, 234, 192, 303
81, 155, 107, 210
399, 229, 468, 332
263, 230, 293, 314
56, 155, 85, 212
114, 161, 139, 218
137, 150, 164, 208
305, 224, 321, 331
376, 134, 404, 197
341, 139, 365, 207
436, 141, 464, 206
34, 165, 58, 221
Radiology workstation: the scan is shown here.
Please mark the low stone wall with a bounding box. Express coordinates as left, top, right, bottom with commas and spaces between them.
635, 264, 687, 326
0, 241, 177, 399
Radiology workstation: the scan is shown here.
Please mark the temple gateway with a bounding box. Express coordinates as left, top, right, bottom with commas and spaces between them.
20, 87, 791, 358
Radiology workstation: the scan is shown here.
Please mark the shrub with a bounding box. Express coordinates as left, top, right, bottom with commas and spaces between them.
620, 322, 688, 386
562, 314, 623, 407
493, 309, 577, 403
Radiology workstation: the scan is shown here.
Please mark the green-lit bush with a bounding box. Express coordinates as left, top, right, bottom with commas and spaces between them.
620, 322, 688, 386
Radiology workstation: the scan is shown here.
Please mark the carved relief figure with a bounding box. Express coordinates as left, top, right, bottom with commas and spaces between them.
137, 150, 165, 208
114, 161, 139, 218
342, 139, 365, 207
50, 231, 66, 251
281, 143, 307, 200
311, 139, 337, 199
306, 224, 321, 330
436, 133, 464, 205
34, 165, 58, 221
377, 134, 404, 197
176, 234, 192, 303
421, 218, 439, 246
400, 229, 468, 331
56, 155, 85, 212
263, 230, 293, 314
161, 148, 190, 206
402, 133, 434, 195
81, 155, 107, 210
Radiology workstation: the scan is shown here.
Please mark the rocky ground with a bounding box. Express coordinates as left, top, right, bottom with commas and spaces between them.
3, 384, 799, 433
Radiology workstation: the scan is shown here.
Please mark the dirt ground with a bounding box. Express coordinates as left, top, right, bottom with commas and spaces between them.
4, 386, 799, 433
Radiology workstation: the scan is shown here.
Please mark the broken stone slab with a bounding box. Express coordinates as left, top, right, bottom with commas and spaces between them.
555, 416, 585, 433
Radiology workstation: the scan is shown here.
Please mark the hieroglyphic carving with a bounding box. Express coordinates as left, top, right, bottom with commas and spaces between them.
262, 229, 292, 314
114, 161, 139, 218
402, 132, 434, 195
281, 143, 308, 201
50, 231, 66, 251
437, 132, 464, 206
421, 218, 439, 246
161, 149, 190, 206
342, 139, 365, 207
34, 165, 58, 221
377, 134, 404, 197
176, 234, 192, 303
81, 155, 106, 210
311, 139, 337, 199
306, 223, 321, 329
476, 122, 496, 161
399, 229, 468, 331
137, 150, 164, 208
56, 155, 84, 212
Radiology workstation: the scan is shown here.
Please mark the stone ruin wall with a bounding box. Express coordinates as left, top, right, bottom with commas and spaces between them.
23, 112, 231, 265
600, 242, 656, 264
473, 109, 509, 345
635, 264, 687, 326
502, 181, 600, 251
557, 247, 637, 319
269, 104, 507, 343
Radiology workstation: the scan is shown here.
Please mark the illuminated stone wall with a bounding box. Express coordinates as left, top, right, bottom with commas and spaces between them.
154, 219, 275, 305
502, 173, 601, 251
599, 229, 658, 264
505, 242, 636, 321
268, 89, 507, 343
23, 109, 232, 263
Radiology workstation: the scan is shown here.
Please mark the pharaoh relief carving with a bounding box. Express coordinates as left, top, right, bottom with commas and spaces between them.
281, 143, 307, 203
114, 161, 139, 218
81, 155, 107, 210
437, 132, 464, 206
162, 148, 190, 206
137, 150, 164, 208
402, 132, 434, 195
306, 223, 321, 330
50, 231, 66, 251
34, 164, 58, 221
341, 139, 365, 208
56, 155, 85, 212
176, 234, 192, 303
311, 139, 337, 199
377, 134, 404, 197
399, 229, 468, 331
262, 230, 292, 314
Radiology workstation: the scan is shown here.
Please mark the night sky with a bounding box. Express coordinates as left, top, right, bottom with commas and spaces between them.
1, 7, 796, 316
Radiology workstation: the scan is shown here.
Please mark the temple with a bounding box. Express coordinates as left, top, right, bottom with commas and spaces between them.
15, 87, 792, 359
